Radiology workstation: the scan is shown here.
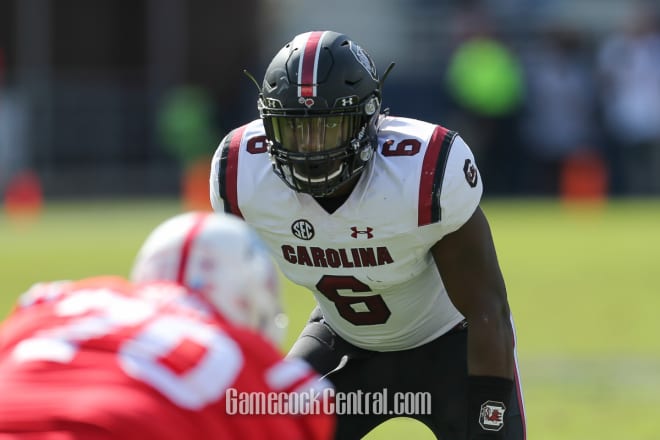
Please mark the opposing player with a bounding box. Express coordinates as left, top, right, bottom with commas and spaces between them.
0, 212, 334, 440
210, 31, 526, 439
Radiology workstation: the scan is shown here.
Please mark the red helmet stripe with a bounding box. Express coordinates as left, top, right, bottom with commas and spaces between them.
298, 31, 325, 98
177, 212, 210, 284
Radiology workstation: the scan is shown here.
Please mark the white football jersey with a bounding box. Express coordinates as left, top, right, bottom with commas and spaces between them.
210, 116, 483, 351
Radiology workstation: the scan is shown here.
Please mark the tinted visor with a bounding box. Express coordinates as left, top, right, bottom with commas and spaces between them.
270, 115, 361, 153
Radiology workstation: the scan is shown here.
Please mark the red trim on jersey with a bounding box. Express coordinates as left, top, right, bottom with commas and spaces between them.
225, 125, 247, 218
418, 125, 449, 226
515, 366, 527, 439
176, 213, 209, 284
512, 326, 527, 439
300, 31, 324, 97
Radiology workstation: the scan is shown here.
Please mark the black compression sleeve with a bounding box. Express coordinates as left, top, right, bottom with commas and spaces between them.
467, 375, 514, 439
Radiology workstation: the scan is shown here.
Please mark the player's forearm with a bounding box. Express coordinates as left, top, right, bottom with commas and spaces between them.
465, 311, 515, 439
466, 311, 514, 378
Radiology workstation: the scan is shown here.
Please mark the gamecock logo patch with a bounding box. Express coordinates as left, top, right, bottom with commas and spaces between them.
479, 400, 506, 431
463, 158, 479, 188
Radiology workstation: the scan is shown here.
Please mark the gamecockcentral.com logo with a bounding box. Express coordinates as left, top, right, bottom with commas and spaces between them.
225, 388, 432, 416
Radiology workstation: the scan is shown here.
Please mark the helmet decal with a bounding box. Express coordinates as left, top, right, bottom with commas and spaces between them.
349, 41, 378, 80
297, 31, 326, 98
298, 96, 315, 108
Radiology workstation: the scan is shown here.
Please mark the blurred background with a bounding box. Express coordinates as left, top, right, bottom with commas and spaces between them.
1, 0, 660, 203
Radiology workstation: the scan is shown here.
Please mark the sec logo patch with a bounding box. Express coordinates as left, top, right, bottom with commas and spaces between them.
291, 219, 315, 240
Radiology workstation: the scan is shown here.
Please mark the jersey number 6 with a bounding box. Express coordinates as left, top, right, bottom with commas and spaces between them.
316, 275, 391, 325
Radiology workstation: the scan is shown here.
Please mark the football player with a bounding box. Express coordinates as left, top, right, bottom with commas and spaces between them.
0, 212, 334, 440
210, 30, 526, 439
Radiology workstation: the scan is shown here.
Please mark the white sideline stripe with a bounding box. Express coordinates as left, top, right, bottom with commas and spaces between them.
518, 356, 660, 389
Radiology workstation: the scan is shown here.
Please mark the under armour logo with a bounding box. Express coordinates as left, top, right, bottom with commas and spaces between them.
265, 97, 282, 108
350, 227, 373, 239
341, 97, 355, 107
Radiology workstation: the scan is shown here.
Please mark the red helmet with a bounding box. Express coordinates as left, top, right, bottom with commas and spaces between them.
131, 212, 286, 345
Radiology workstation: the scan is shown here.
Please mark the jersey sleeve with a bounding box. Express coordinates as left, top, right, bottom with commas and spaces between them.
210, 133, 230, 213
437, 134, 483, 235
210, 126, 248, 218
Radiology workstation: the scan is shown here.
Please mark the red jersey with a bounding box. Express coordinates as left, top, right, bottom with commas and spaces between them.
0, 276, 334, 440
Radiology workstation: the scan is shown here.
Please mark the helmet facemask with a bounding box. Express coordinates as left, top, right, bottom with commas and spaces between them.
254, 30, 386, 197
261, 95, 380, 197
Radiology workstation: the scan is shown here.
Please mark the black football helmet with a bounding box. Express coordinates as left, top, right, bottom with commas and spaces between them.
258, 31, 383, 197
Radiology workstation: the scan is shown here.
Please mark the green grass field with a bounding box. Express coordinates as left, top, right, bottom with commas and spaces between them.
1, 197, 659, 439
